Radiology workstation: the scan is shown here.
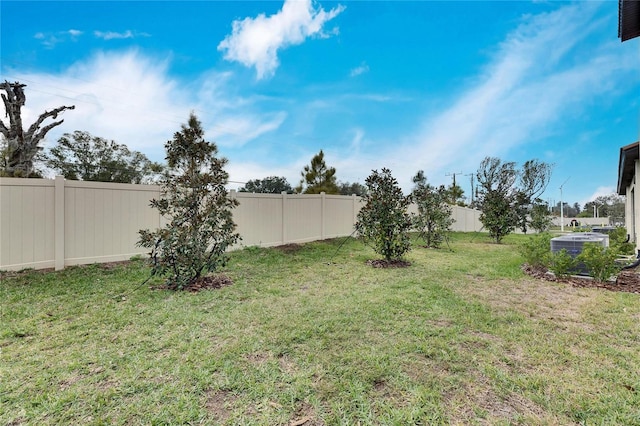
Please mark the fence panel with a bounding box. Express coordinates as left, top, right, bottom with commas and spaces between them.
0, 178, 485, 271
63, 180, 161, 266
0, 178, 55, 270
284, 194, 323, 244
233, 192, 284, 247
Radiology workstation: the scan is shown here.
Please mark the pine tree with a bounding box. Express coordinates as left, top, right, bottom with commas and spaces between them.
296, 150, 339, 194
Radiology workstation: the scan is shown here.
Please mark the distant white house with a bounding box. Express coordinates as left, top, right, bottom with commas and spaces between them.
617, 141, 640, 251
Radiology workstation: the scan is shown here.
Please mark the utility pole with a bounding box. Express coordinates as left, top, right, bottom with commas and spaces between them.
465, 173, 475, 204
445, 172, 463, 187
559, 177, 570, 232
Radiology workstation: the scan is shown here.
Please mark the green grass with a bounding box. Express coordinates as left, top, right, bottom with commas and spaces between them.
1, 232, 639, 425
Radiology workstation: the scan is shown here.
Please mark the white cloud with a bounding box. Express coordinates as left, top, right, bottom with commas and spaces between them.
218, 0, 345, 79
210, 112, 287, 148
34, 29, 83, 48
349, 62, 369, 77
93, 30, 149, 40
5, 50, 286, 163
581, 186, 617, 206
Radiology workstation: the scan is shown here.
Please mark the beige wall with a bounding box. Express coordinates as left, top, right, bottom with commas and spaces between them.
623, 159, 640, 250
0, 177, 483, 271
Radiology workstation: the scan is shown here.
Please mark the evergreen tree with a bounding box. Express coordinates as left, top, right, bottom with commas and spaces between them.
296, 150, 339, 194
239, 176, 293, 193
45, 131, 163, 183
338, 181, 368, 196
411, 171, 453, 248
138, 113, 239, 290
355, 168, 411, 261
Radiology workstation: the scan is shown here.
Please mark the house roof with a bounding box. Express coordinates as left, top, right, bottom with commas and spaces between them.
619, 0, 640, 42
617, 141, 640, 195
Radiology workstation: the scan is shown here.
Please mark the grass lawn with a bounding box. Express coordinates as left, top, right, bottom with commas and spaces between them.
1, 232, 639, 425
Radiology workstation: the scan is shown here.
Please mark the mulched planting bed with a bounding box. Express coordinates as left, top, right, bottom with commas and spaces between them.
522, 264, 640, 294
152, 274, 234, 292
366, 259, 411, 268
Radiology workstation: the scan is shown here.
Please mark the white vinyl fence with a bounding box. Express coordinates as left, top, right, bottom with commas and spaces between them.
0, 177, 483, 271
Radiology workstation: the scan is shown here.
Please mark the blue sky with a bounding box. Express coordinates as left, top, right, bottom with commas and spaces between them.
1, 0, 638, 207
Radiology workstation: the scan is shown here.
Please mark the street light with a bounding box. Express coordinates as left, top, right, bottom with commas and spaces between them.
559, 177, 570, 232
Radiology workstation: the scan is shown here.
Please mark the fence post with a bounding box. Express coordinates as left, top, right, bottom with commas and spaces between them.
54, 176, 65, 271
352, 194, 358, 227
321, 192, 326, 240
281, 191, 287, 245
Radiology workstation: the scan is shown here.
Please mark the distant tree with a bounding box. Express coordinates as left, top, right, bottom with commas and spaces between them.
476, 157, 552, 243
239, 176, 293, 193
410, 170, 453, 248
515, 159, 553, 233
137, 113, 239, 290
573, 202, 581, 215
355, 168, 411, 262
476, 157, 518, 243
338, 181, 368, 196
445, 183, 466, 206
44, 131, 163, 183
296, 149, 339, 194
582, 194, 625, 223
529, 199, 553, 233
0, 80, 75, 177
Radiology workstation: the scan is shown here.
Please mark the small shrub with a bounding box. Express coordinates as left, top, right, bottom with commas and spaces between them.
576, 243, 620, 282
609, 227, 635, 256
548, 249, 576, 279
410, 170, 453, 249
519, 233, 552, 268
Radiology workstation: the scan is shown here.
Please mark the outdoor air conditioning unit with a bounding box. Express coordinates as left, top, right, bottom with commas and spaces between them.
591, 226, 615, 235
550, 233, 610, 275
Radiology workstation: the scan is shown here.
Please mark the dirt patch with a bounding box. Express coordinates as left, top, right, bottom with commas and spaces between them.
522, 264, 640, 295
445, 372, 554, 425
275, 243, 303, 254
288, 401, 323, 426
366, 259, 411, 268
205, 389, 238, 423
153, 274, 233, 292
245, 352, 270, 365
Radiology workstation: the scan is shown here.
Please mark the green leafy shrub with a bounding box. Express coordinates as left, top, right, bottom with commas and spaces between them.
519, 233, 552, 268
355, 168, 411, 261
576, 243, 620, 282
410, 170, 453, 249
138, 114, 240, 290
609, 227, 635, 256
548, 249, 576, 279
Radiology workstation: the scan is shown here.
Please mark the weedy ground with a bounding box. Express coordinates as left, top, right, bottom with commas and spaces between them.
1, 233, 639, 425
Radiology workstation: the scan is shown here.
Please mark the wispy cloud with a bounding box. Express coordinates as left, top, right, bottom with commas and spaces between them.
8, 50, 285, 162
34, 29, 83, 48
210, 112, 288, 148
350, 62, 369, 77
378, 2, 638, 189
93, 30, 150, 40
218, 0, 345, 79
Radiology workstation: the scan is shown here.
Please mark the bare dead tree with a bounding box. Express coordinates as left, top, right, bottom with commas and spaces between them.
0, 81, 75, 177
